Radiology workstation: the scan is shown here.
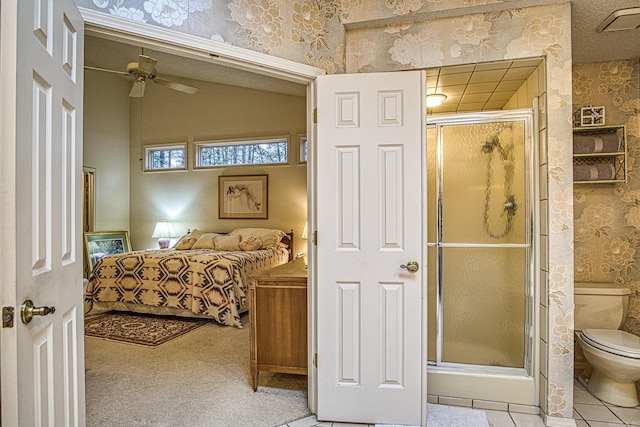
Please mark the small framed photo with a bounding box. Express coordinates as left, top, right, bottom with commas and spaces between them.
219, 174, 268, 219
84, 231, 131, 270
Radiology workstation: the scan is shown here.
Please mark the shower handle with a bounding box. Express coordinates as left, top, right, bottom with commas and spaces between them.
400, 261, 419, 273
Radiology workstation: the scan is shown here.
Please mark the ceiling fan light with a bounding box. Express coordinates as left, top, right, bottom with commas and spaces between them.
426, 93, 447, 107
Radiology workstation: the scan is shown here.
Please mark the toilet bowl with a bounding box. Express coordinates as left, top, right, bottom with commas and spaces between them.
574, 282, 640, 407
576, 329, 640, 407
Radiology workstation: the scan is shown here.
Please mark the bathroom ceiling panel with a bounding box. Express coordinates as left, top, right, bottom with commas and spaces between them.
489, 91, 515, 102
503, 66, 538, 81
461, 93, 492, 103
474, 60, 513, 71
439, 64, 476, 75
465, 82, 499, 94
468, 69, 507, 83
437, 73, 473, 86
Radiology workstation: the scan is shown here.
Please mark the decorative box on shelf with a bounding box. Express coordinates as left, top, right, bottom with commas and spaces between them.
574, 106, 605, 127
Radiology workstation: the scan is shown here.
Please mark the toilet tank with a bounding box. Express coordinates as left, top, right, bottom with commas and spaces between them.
574, 282, 630, 332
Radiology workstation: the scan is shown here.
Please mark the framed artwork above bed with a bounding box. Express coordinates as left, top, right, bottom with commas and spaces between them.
84, 231, 131, 270
219, 174, 268, 219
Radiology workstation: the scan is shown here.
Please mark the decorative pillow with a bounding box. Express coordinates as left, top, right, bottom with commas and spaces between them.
191, 233, 222, 250
173, 229, 205, 250
239, 236, 263, 251
214, 234, 241, 251
229, 228, 286, 249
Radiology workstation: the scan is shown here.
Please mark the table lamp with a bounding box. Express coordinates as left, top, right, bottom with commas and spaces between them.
152, 220, 176, 249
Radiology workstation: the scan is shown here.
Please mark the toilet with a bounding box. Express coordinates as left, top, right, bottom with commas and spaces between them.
575, 282, 640, 407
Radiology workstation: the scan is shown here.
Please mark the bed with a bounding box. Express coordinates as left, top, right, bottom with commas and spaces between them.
84, 228, 293, 328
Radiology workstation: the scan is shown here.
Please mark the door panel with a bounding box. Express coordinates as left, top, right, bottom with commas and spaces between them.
317, 71, 425, 426
1, 0, 85, 425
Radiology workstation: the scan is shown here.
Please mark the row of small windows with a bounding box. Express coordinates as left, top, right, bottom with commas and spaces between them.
145, 137, 307, 171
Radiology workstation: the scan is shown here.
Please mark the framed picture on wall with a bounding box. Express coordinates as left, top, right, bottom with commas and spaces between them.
84, 231, 132, 270
218, 174, 268, 219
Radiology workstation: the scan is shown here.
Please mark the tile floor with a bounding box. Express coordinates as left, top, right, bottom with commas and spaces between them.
281, 380, 640, 427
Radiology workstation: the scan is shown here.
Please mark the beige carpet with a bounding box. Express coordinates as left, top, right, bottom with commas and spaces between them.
85, 313, 310, 427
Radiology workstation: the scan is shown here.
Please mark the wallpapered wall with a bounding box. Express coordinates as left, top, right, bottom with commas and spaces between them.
573, 59, 640, 335
75, 0, 576, 421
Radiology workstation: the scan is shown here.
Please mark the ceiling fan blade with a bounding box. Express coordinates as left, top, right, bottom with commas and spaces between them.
138, 55, 157, 75
153, 77, 200, 95
129, 79, 146, 98
84, 65, 130, 77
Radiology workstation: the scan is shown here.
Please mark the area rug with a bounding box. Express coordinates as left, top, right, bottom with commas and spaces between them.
84, 311, 210, 347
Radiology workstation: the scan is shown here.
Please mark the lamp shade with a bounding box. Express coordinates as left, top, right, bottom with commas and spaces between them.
152, 221, 177, 238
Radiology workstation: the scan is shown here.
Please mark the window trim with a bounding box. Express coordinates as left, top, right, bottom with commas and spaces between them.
143, 142, 188, 172
194, 135, 290, 169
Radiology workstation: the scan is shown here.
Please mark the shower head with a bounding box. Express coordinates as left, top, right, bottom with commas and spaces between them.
481, 136, 498, 154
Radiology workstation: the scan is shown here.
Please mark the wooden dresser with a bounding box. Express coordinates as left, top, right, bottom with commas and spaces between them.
248, 257, 307, 391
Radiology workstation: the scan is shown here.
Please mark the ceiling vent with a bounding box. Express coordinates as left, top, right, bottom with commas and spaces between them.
597, 7, 640, 32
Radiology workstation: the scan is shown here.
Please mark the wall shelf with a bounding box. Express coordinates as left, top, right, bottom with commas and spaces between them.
573, 125, 627, 184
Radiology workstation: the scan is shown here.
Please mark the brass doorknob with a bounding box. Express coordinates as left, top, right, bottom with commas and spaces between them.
400, 261, 419, 273
20, 299, 55, 324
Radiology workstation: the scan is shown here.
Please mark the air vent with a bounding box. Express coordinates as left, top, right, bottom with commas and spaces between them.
597, 7, 640, 32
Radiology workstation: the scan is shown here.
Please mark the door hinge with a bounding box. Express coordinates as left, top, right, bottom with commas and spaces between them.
314, 352, 318, 367
2, 306, 15, 328
313, 230, 317, 246
313, 108, 317, 124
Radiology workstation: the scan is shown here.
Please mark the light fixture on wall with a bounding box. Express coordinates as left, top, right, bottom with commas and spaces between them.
152, 220, 176, 249
301, 222, 308, 240
426, 93, 447, 107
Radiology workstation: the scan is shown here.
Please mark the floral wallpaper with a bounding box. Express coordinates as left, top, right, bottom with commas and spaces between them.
75, 0, 578, 421
573, 59, 640, 335
75, 0, 349, 73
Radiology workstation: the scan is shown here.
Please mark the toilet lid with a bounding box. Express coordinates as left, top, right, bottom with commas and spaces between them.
581, 329, 640, 359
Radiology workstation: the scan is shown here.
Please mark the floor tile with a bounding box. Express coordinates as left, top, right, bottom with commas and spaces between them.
484, 410, 516, 427
606, 405, 640, 425
574, 387, 604, 405
287, 415, 320, 427
484, 409, 516, 427
574, 420, 589, 427
586, 422, 626, 427
574, 403, 620, 423
509, 412, 546, 426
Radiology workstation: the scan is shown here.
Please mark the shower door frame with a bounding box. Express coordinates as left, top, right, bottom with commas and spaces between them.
426, 109, 539, 405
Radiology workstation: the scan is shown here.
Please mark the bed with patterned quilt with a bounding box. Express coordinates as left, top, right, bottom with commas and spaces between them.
84, 228, 292, 328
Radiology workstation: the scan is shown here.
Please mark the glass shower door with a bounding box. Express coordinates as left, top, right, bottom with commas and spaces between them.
427, 115, 533, 372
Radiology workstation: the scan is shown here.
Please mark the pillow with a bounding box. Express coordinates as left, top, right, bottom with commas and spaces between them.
239, 236, 262, 251
229, 228, 286, 249
191, 233, 223, 250
214, 234, 241, 251
173, 229, 205, 250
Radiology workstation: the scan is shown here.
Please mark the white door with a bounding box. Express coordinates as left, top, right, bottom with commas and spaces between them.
316, 71, 426, 426
1, 0, 85, 425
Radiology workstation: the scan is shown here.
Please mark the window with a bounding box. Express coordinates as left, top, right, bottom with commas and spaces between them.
144, 144, 186, 171
196, 137, 288, 168
299, 136, 308, 163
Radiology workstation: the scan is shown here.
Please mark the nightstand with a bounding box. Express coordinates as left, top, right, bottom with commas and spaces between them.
248, 257, 307, 391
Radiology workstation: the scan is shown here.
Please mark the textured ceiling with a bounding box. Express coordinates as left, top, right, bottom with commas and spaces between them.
84, 0, 639, 103
571, 0, 640, 64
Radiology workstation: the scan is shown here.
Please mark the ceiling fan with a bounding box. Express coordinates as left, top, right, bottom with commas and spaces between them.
84, 53, 200, 98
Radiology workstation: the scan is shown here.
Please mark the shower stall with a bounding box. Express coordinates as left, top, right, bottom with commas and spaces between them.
426, 110, 538, 404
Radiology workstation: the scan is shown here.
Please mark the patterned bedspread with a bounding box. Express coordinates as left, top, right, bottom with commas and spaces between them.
84, 247, 289, 327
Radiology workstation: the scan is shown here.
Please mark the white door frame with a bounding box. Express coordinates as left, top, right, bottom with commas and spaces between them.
79, 8, 325, 413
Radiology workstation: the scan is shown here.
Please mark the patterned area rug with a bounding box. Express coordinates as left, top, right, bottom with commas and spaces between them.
84, 312, 210, 347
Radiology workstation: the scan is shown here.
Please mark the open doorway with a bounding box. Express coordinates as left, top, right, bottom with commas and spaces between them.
81, 26, 318, 425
